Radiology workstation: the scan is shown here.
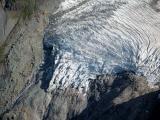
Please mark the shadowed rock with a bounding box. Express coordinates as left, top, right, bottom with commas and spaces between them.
43, 72, 159, 120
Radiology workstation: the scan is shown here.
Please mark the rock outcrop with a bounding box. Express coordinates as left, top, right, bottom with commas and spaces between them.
2, 72, 160, 120
0, 0, 52, 115
0, 4, 6, 41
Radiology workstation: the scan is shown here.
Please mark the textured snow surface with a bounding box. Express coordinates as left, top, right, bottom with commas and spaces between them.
43, 0, 160, 92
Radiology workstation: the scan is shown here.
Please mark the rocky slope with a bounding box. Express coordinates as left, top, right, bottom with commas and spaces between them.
0, 0, 59, 115
1, 0, 160, 120
43, 73, 159, 120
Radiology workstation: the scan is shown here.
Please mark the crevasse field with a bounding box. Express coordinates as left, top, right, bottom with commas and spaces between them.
43, 0, 160, 92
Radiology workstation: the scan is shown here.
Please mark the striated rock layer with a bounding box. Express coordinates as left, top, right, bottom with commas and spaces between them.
1, 0, 160, 120
0, 0, 61, 116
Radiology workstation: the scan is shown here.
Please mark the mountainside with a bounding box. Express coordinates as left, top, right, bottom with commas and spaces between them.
0, 0, 160, 120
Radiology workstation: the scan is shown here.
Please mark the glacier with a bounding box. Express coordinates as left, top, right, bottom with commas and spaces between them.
42, 0, 160, 92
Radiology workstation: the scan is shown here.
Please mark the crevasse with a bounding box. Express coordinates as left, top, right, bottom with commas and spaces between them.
43, 0, 160, 92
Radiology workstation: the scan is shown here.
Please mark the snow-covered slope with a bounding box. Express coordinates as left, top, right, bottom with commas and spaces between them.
42, 0, 160, 93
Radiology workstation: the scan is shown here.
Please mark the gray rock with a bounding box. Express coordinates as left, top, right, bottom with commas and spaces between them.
43, 73, 159, 120
0, 4, 6, 42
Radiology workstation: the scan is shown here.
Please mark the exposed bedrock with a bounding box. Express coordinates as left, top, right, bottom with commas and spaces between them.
0, 0, 63, 116
2, 72, 160, 120
43, 73, 160, 120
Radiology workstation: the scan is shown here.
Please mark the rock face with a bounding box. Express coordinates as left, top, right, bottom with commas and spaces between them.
0, 0, 50, 115
2, 72, 159, 120
1, 0, 160, 120
0, 4, 7, 43
43, 73, 157, 120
